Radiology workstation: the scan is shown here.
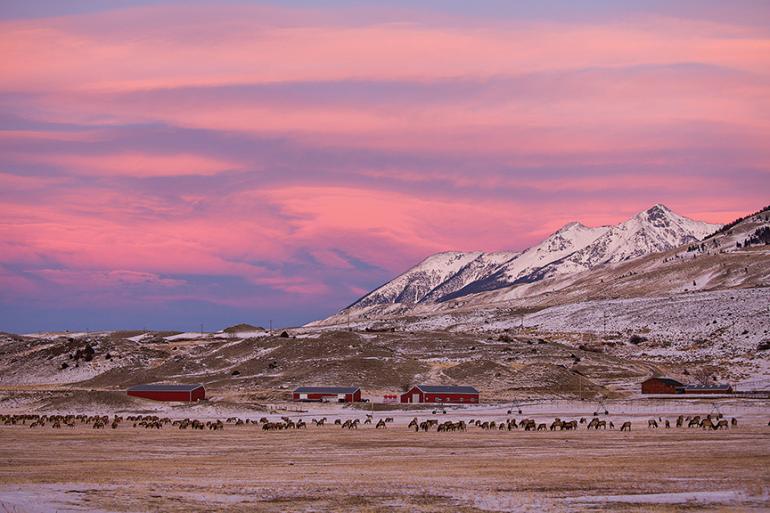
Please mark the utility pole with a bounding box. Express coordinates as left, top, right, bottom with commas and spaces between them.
269, 319, 273, 336
579, 375, 583, 401
200, 323, 204, 336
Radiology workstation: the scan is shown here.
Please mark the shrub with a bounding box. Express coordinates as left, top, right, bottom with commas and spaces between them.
629, 334, 647, 345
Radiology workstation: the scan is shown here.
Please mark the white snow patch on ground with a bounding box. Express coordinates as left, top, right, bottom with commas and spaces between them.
212, 331, 269, 339
164, 332, 206, 341
566, 489, 754, 505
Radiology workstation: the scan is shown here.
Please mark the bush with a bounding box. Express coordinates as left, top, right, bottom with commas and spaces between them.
629, 334, 647, 345
758, 340, 770, 351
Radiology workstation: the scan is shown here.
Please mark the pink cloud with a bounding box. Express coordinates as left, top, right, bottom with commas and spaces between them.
2, 6, 769, 93
29, 269, 186, 289
16, 152, 243, 177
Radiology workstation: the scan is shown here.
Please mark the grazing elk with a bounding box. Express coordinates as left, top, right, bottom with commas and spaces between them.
620, 421, 631, 432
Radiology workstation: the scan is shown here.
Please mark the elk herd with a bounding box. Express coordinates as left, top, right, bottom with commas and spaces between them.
0, 411, 758, 434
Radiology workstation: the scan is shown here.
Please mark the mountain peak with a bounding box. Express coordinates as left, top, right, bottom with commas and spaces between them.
634, 203, 677, 227
555, 221, 587, 233
649, 203, 671, 213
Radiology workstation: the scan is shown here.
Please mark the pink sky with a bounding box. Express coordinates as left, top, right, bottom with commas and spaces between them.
0, 1, 768, 331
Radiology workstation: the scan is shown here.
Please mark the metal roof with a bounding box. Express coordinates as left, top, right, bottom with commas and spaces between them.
682, 384, 732, 390
644, 377, 684, 386
415, 385, 479, 394
128, 383, 204, 392
293, 386, 360, 394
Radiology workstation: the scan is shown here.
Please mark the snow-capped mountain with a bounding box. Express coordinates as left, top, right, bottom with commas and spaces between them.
518, 204, 720, 282
348, 204, 721, 309
351, 251, 522, 308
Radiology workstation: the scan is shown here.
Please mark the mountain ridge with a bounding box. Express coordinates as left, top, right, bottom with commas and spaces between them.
347, 204, 720, 311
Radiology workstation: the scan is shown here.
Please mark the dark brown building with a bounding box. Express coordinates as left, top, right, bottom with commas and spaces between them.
641, 377, 684, 394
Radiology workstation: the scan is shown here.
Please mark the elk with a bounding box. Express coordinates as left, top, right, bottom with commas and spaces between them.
620, 421, 631, 431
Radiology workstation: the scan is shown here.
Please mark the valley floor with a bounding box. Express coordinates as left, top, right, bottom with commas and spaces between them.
1, 401, 769, 512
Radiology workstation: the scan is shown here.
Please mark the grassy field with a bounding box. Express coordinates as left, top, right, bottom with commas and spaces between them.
1, 419, 769, 512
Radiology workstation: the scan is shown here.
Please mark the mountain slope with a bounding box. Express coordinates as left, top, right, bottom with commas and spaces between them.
439, 221, 610, 300
350, 251, 487, 308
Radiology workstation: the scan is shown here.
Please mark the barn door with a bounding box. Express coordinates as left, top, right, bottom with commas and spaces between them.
412, 393, 419, 403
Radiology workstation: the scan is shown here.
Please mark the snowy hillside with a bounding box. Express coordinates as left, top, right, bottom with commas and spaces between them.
347, 204, 719, 310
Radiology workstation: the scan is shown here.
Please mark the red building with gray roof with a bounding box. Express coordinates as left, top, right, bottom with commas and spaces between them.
400, 385, 479, 404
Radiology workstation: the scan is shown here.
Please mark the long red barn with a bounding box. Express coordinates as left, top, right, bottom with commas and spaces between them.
400, 385, 479, 404
127, 383, 205, 402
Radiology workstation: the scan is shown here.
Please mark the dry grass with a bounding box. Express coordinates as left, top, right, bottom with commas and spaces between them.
1, 422, 768, 512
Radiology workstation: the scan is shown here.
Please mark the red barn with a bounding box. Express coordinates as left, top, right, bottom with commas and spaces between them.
400, 385, 479, 404
641, 377, 684, 394
127, 383, 205, 402
293, 386, 361, 403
